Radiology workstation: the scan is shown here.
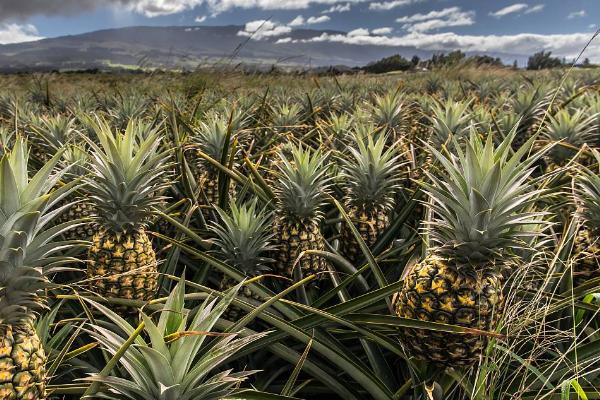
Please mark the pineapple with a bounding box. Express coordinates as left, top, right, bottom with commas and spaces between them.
209, 200, 274, 320
53, 145, 95, 242
0, 138, 81, 399
339, 133, 402, 263
192, 112, 237, 219
272, 145, 331, 279
573, 150, 600, 288
368, 92, 407, 146
28, 114, 78, 164
395, 130, 546, 366
84, 117, 171, 302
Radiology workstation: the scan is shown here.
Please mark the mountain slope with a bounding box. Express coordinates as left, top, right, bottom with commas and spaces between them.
0, 25, 433, 71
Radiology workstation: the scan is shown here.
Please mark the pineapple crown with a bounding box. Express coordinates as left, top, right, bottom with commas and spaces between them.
275, 144, 331, 221
340, 133, 403, 212
29, 114, 78, 154
0, 138, 81, 325
423, 129, 548, 263
85, 279, 266, 398
210, 200, 274, 275
84, 116, 172, 232
543, 109, 599, 164
576, 150, 600, 232
428, 98, 473, 146
369, 92, 406, 132
194, 113, 236, 166
272, 101, 302, 128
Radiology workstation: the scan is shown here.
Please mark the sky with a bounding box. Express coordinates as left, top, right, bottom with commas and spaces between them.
0, 0, 598, 61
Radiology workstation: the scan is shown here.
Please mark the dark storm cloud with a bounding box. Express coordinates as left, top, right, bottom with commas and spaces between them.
0, 0, 135, 20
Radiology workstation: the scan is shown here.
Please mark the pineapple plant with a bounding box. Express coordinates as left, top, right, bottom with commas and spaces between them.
84, 279, 266, 399
428, 98, 473, 147
339, 133, 402, 263
0, 138, 81, 399
84, 117, 171, 302
540, 109, 598, 172
272, 145, 331, 279
573, 150, 600, 288
192, 112, 237, 219
209, 200, 274, 320
395, 130, 547, 366
27, 114, 78, 165
509, 85, 550, 150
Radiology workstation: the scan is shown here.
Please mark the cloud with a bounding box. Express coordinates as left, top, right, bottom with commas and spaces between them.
372, 27, 393, 35
322, 3, 350, 13
523, 4, 544, 14
348, 28, 370, 36
369, 0, 419, 11
0, 22, 43, 44
237, 19, 292, 40
568, 10, 586, 19
396, 7, 475, 32
0, 0, 369, 20
295, 30, 600, 61
195, 15, 207, 22
307, 15, 330, 24
489, 3, 545, 18
489, 3, 528, 18
288, 15, 305, 26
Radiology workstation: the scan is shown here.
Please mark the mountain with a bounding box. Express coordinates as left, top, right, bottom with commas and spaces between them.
0, 25, 526, 72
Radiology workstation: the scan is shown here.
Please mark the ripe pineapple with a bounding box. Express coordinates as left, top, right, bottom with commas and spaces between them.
192, 112, 237, 219
272, 145, 331, 279
209, 200, 274, 320
84, 117, 171, 302
395, 131, 546, 366
0, 138, 80, 400
339, 133, 402, 263
573, 150, 600, 288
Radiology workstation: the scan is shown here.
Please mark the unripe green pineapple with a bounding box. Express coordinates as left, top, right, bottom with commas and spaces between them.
209, 200, 274, 320
339, 133, 402, 263
509, 85, 550, 151
272, 145, 331, 279
84, 117, 171, 302
0, 138, 82, 400
395, 130, 547, 366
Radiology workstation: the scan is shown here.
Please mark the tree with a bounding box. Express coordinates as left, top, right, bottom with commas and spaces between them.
411, 55, 421, 67
362, 54, 413, 73
527, 51, 563, 70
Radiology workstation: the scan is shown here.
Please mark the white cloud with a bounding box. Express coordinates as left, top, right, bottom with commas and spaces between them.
568, 10, 586, 19
288, 15, 305, 26
369, 0, 419, 11
205, 0, 368, 14
195, 15, 207, 22
490, 3, 545, 18
322, 3, 351, 13
276, 37, 293, 43
128, 0, 204, 17
237, 19, 292, 40
489, 3, 528, 18
396, 7, 475, 33
523, 4, 544, 14
372, 27, 393, 35
296, 30, 600, 62
307, 15, 330, 24
0, 23, 43, 44
348, 28, 370, 36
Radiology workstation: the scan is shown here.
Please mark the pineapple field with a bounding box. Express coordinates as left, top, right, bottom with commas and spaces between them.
0, 68, 599, 400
